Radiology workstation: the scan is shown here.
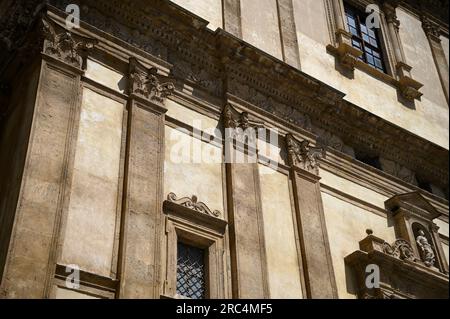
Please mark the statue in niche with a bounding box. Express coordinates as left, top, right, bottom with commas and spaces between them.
416, 230, 436, 267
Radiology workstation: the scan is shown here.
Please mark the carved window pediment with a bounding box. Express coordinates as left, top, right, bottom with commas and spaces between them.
385, 191, 440, 221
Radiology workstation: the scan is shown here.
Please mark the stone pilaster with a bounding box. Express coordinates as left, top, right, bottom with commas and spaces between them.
223, 104, 269, 299
276, 0, 301, 68
286, 134, 337, 299
117, 58, 173, 298
383, 1, 423, 101
223, 0, 242, 38
421, 15, 449, 104
0, 14, 97, 298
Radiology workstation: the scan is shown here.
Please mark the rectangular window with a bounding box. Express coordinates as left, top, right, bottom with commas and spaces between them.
176, 242, 206, 299
345, 3, 386, 73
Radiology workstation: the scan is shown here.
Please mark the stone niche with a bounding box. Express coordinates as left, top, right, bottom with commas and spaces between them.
345, 192, 449, 299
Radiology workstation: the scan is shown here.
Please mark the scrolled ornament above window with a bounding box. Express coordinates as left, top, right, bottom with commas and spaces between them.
166, 193, 221, 218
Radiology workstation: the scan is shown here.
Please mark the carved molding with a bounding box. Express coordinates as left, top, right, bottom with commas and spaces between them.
223, 103, 264, 130
129, 57, 174, 103
4, 1, 448, 189
382, 239, 417, 262
166, 193, 221, 218
286, 134, 325, 174
421, 15, 442, 42
346, 230, 449, 299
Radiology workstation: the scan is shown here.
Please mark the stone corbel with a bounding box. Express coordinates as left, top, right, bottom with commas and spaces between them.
326, 30, 364, 71
128, 57, 175, 105
326, 0, 363, 71
286, 133, 326, 175
397, 71, 424, 101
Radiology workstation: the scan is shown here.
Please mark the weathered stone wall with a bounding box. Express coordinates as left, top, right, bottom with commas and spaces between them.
171, 0, 449, 149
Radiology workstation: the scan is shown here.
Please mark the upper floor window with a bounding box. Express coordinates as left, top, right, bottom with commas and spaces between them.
345, 3, 386, 73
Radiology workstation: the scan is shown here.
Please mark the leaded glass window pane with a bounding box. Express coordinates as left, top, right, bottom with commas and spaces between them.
344, 2, 386, 73
176, 242, 206, 299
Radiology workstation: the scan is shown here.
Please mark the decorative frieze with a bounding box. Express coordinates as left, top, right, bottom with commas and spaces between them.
166, 193, 221, 218
41, 0, 448, 189
0, 0, 445, 189
128, 57, 174, 104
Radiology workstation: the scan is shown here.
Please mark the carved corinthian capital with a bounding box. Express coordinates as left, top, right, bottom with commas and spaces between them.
222, 103, 263, 130
129, 57, 175, 103
41, 16, 98, 69
286, 134, 325, 174
421, 16, 441, 41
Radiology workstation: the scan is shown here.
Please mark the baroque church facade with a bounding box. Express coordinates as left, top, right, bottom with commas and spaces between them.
0, 0, 448, 299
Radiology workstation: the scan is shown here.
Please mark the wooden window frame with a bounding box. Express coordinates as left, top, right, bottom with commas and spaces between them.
344, 3, 387, 73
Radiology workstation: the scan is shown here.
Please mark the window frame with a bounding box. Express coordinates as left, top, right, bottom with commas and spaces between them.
162, 195, 228, 299
344, 3, 387, 73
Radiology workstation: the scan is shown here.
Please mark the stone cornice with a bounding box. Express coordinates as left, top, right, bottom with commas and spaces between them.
1, 0, 448, 189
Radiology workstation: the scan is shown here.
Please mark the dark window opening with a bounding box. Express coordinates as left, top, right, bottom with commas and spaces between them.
344, 2, 387, 73
355, 152, 382, 170
416, 176, 433, 193
176, 242, 206, 299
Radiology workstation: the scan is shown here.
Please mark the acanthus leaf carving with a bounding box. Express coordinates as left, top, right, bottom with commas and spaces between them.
382, 239, 417, 263
421, 16, 441, 40
286, 134, 325, 174
129, 57, 174, 103
167, 193, 221, 218
42, 16, 98, 69
223, 103, 264, 130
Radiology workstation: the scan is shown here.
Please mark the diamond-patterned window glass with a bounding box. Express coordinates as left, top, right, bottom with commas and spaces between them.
176, 242, 206, 299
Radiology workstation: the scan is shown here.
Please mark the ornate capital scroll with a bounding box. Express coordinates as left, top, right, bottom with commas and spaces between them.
222, 103, 264, 130
382, 239, 417, 262
167, 193, 221, 218
382, 0, 401, 31
286, 134, 325, 174
421, 16, 441, 41
129, 57, 174, 103
42, 16, 98, 69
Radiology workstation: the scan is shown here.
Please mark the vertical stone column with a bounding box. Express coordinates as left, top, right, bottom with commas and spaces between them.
0, 15, 97, 298
223, 0, 242, 38
276, 0, 301, 68
117, 58, 174, 299
223, 104, 269, 299
286, 134, 337, 299
422, 16, 449, 104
